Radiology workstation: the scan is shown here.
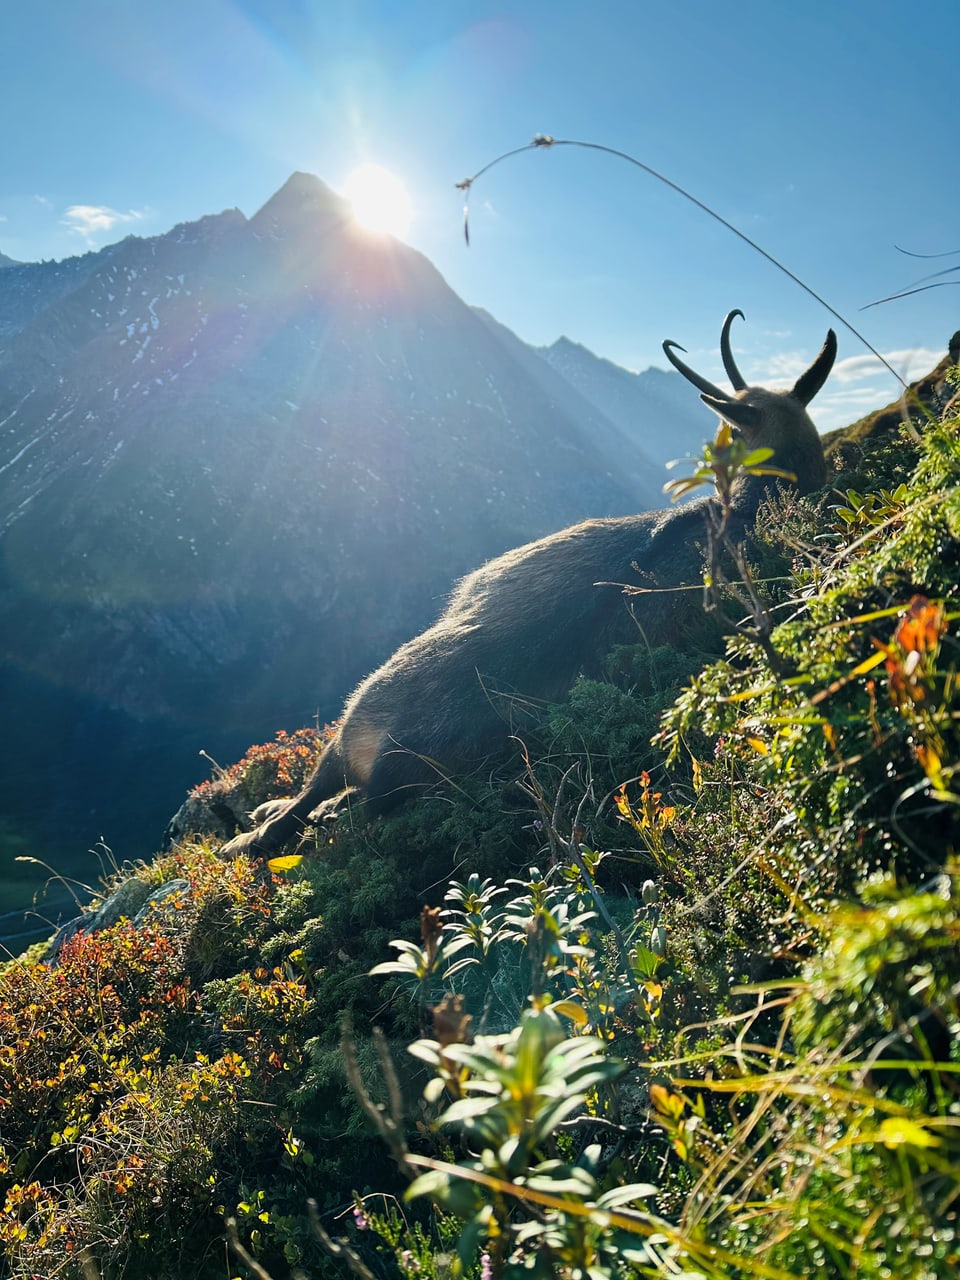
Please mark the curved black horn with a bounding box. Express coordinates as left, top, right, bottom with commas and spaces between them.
662, 340, 730, 401
791, 329, 838, 406
720, 309, 747, 390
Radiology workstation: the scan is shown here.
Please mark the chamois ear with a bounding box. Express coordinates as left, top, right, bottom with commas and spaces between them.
700, 393, 762, 436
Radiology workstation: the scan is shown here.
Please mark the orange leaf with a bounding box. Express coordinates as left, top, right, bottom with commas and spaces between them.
894, 595, 944, 655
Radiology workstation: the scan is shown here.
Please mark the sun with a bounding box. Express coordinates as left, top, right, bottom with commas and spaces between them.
342, 164, 413, 238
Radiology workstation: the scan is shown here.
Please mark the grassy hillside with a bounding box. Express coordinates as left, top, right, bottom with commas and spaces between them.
1, 388, 958, 1279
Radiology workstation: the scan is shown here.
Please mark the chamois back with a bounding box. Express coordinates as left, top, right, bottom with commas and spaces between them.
221, 312, 835, 856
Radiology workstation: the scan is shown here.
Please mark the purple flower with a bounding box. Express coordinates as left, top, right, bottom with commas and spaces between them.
352, 1204, 368, 1230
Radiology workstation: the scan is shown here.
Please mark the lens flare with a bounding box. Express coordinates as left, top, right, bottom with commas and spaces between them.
342, 164, 413, 238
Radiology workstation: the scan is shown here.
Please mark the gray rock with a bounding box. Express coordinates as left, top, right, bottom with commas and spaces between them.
44, 876, 152, 962
88, 877, 153, 930
165, 788, 251, 845
133, 879, 193, 926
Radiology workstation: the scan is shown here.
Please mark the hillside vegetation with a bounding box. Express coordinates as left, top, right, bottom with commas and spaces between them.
1, 388, 958, 1279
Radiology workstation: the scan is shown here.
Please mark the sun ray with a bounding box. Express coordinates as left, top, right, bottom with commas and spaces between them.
342, 164, 412, 238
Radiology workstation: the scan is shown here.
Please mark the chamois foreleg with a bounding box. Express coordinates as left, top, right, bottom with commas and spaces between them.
222, 735, 354, 857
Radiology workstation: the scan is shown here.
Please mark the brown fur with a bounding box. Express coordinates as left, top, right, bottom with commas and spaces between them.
221, 314, 836, 857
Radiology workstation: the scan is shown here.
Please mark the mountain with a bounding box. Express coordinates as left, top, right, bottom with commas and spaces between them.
0, 172, 684, 884
537, 335, 710, 472
470, 308, 673, 493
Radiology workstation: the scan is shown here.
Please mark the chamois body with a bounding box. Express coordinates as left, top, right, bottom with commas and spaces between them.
222, 314, 835, 857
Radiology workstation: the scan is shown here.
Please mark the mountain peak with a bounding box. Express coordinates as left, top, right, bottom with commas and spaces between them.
548, 335, 618, 370
281, 170, 335, 196
252, 172, 351, 232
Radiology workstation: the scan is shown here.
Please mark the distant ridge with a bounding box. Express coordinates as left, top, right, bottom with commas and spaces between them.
538, 334, 709, 471
0, 171, 698, 878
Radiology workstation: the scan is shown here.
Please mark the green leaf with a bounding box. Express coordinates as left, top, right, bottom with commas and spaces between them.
368, 959, 416, 976
407, 1039, 443, 1067
531, 1093, 592, 1138
423, 1076, 447, 1104
405, 1170, 452, 1203
439, 1095, 501, 1125
456, 1218, 489, 1271
595, 1182, 658, 1209
525, 1165, 596, 1197
740, 446, 774, 467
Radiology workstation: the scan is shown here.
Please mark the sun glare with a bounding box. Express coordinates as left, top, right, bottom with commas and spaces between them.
342, 164, 413, 239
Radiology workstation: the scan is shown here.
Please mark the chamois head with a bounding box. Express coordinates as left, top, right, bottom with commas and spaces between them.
663, 310, 836, 495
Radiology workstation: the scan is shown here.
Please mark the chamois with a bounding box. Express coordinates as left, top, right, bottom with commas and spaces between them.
221, 312, 836, 857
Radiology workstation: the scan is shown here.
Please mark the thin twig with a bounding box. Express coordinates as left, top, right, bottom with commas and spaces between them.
895, 244, 960, 260
225, 1218, 275, 1280
861, 279, 960, 309
308, 1201, 378, 1280
340, 1019, 411, 1170
458, 135, 907, 388
374, 1025, 407, 1136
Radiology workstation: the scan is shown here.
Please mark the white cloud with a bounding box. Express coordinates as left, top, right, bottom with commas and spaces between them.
831, 348, 943, 384
821, 385, 889, 407
62, 204, 147, 242
756, 350, 811, 387
733, 343, 947, 434
742, 346, 943, 398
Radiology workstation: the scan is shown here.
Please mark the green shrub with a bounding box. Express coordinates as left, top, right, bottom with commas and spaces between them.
3, 413, 958, 1279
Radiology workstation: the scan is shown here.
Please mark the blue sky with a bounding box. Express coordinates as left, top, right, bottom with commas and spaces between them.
2, 0, 957, 432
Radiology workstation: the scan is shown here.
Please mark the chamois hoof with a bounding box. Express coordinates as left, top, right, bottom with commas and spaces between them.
220, 828, 269, 858
250, 797, 293, 824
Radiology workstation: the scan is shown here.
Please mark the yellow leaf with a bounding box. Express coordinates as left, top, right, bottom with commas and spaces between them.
649, 1083, 686, 1121
691, 757, 703, 794
746, 737, 768, 755
642, 980, 663, 1013
267, 854, 304, 873
916, 743, 944, 786
878, 1117, 941, 1149
552, 1000, 588, 1026
720, 683, 776, 703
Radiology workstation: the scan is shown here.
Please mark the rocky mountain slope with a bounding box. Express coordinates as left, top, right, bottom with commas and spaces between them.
0, 173, 694, 880
537, 333, 709, 471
